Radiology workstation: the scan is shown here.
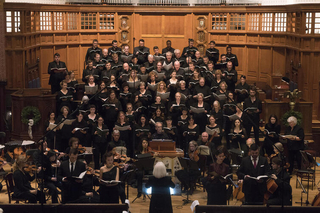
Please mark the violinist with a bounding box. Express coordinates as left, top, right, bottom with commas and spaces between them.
13, 155, 46, 203
64, 137, 81, 159
175, 141, 201, 194
75, 159, 100, 203
206, 147, 230, 205
267, 157, 292, 205
43, 150, 62, 203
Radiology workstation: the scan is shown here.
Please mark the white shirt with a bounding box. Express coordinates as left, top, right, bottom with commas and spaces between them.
250, 156, 259, 167
69, 160, 76, 172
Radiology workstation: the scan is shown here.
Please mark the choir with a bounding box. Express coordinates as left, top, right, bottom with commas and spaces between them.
4, 38, 306, 207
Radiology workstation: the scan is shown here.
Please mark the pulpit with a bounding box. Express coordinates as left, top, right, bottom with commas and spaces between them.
11, 89, 56, 141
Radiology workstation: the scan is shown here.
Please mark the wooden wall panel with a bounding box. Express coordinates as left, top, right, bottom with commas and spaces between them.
232, 47, 244, 73
41, 34, 53, 44
313, 53, 320, 118
164, 15, 184, 35
141, 16, 162, 35
259, 48, 272, 84
302, 53, 311, 101
99, 33, 117, 44
247, 34, 259, 44
247, 47, 259, 81
54, 34, 67, 44
272, 48, 286, 76
67, 46, 80, 78
40, 47, 54, 89
67, 33, 80, 43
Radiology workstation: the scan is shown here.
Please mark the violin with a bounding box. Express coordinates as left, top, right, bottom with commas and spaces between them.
86, 167, 100, 176
23, 164, 37, 173
78, 144, 86, 154
44, 148, 61, 155
8, 147, 26, 160
188, 150, 199, 162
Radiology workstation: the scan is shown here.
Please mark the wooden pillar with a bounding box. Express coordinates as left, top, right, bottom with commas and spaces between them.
0, 0, 7, 144
0, 0, 6, 144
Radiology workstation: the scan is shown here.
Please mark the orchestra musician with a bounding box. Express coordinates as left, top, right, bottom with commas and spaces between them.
267, 157, 292, 205
75, 159, 100, 203
237, 143, 271, 204
58, 148, 86, 204
48, 53, 68, 94
13, 155, 46, 203
175, 141, 201, 194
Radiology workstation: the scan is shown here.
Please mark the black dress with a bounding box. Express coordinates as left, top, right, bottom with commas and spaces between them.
99, 166, 119, 203
206, 162, 229, 205
145, 176, 175, 213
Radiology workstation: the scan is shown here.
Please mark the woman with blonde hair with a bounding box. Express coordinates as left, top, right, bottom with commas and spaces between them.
145, 162, 175, 213
13, 155, 45, 203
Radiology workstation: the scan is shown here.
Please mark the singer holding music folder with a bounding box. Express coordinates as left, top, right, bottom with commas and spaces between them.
206, 147, 230, 205
48, 53, 68, 94
237, 144, 271, 205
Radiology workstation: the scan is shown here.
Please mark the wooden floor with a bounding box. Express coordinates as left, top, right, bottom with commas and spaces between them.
1, 163, 319, 213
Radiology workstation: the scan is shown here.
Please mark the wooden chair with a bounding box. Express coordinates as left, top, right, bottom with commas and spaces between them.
4, 173, 27, 204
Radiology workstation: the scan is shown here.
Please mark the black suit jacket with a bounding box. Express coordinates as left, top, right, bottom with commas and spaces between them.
58, 160, 86, 203
237, 156, 271, 196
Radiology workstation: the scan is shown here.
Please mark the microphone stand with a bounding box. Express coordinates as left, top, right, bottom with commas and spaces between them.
36, 88, 104, 212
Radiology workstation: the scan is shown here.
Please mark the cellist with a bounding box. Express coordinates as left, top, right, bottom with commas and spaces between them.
266, 157, 292, 205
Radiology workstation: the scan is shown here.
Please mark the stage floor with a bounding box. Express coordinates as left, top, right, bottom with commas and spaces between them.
1, 164, 319, 212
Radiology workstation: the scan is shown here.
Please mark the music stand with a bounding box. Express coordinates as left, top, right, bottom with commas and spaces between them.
121, 169, 136, 200
132, 158, 155, 203
296, 176, 307, 206
178, 157, 199, 205
114, 146, 127, 156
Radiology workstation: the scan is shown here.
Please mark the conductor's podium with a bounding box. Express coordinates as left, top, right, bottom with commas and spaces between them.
149, 140, 184, 176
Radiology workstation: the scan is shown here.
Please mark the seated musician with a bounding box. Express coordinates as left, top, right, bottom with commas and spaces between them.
13, 155, 46, 203
175, 141, 201, 194
64, 137, 81, 158
267, 157, 292, 206
75, 159, 100, 203
107, 130, 126, 152
151, 122, 170, 140
33, 141, 62, 203
237, 144, 271, 205
206, 147, 230, 205
58, 148, 86, 204
99, 152, 120, 203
